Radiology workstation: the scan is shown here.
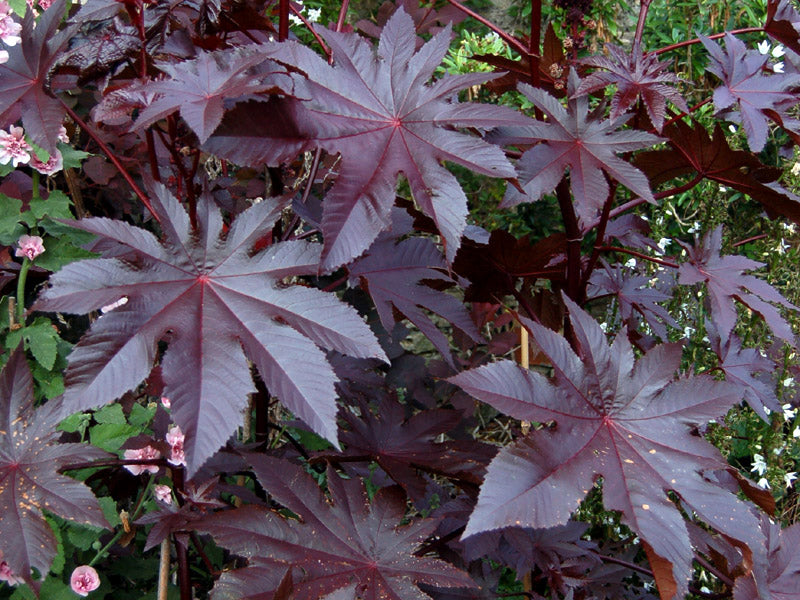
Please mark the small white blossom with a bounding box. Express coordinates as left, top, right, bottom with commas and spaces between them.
758, 40, 771, 54
792, 163, 800, 177
728, 124, 737, 133
783, 377, 794, 387
599, 322, 608, 332
624, 258, 636, 268
306, 7, 321, 22
757, 477, 770, 490
656, 237, 671, 254
784, 472, 797, 488
773, 62, 785, 73
782, 403, 797, 421
683, 325, 695, 338
794, 425, 800, 438
719, 185, 728, 193
777, 238, 790, 254
773, 44, 786, 58
751, 453, 768, 476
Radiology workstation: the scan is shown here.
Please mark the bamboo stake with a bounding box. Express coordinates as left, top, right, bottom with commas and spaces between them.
520, 326, 531, 436
158, 537, 170, 600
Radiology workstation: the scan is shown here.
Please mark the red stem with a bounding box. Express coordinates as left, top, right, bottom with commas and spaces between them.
597, 246, 679, 269
289, 5, 332, 58
652, 26, 762, 56
604, 173, 705, 225
60, 101, 159, 223
443, 0, 531, 57
633, 0, 652, 49
732, 233, 768, 247
278, 0, 289, 41
580, 180, 617, 295
335, 0, 350, 32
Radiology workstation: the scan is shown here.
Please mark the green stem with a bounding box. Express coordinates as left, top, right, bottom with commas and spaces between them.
16, 258, 31, 324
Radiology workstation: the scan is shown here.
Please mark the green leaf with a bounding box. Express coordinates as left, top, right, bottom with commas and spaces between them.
128, 403, 156, 428
28, 190, 74, 221
24, 319, 60, 370
90, 423, 139, 452
0, 194, 24, 245
94, 403, 127, 425
58, 411, 91, 434
98, 496, 121, 528
59, 144, 91, 169
66, 523, 105, 551
30, 358, 66, 399
33, 235, 96, 272
10, 577, 75, 600
44, 516, 65, 575
5, 318, 61, 370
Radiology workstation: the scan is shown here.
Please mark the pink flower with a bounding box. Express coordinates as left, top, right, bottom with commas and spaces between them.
0, 555, 23, 586
58, 125, 69, 144
70, 565, 100, 596
0, 2, 21, 47
37, 0, 52, 9
123, 445, 161, 475
0, 126, 31, 167
160, 396, 171, 409
153, 484, 172, 504
15, 235, 45, 261
30, 148, 63, 175
166, 425, 186, 467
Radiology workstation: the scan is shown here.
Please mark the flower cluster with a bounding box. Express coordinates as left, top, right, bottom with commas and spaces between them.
70, 565, 100, 596
15, 235, 45, 261
0, 126, 31, 167
0, 1, 20, 61
0, 552, 23, 587
166, 425, 186, 467
153, 484, 172, 504
123, 445, 161, 475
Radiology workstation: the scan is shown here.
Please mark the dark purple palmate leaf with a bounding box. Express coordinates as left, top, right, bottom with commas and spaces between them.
634, 119, 800, 225
733, 517, 800, 600
706, 322, 780, 421
701, 33, 800, 152
678, 226, 797, 345
588, 260, 679, 343
348, 209, 482, 365
449, 297, 766, 600
252, 8, 517, 268
132, 48, 291, 143
491, 71, 661, 225
195, 455, 475, 600
0, 0, 73, 152
0, 350, 108, 590
34, 186, 387, 473
315, 395, 496, 501
765, 0, 800, 56
575, 43, 688, 132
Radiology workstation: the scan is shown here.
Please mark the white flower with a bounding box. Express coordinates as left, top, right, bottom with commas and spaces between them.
792, 163, 800, 176
757, 477, 771, 490
782, 403, 797, 421
656, 237, 671, 254
599, 322, 608, 332
719, 185, 728, 193
758, 40, 770, 54
288, 13, 302, 25
783, 377, 794, 387
751, 453, 768, 476
624, 258, 636, 268
778, 238, 790, 254
794, 425, 800, 438
784, 472, 797, 488
306, 7, 321, 22
773, 62, 785, 73
772, 44, 786, 58
683, 325, 694, 338
728, 124, 737, 133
